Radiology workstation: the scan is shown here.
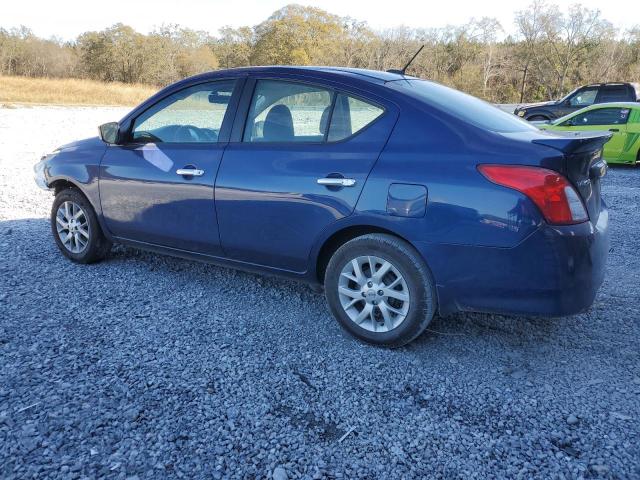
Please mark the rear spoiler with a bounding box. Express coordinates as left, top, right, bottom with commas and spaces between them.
532, 130, 612, 155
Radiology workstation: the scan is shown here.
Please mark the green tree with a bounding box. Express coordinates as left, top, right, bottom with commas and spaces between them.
250, 5, 348, 65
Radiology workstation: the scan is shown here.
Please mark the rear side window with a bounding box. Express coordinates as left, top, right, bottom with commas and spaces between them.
597, 86, 629, 102
391, 79, 538, 133
243, 80, 385, 143
563, 108, 630, 126
244, 80, 332, 142
328, 94, 384, 141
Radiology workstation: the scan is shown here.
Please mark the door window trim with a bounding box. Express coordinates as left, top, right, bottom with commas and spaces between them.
232, 76, 387, 146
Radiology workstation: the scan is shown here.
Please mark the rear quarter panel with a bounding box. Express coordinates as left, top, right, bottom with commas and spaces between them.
348, 99, 578, 314
354, 101, 548, 249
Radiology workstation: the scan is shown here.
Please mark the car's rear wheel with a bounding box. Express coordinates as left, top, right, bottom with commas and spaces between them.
324, 233, 436, 347
51, 188, 111, 263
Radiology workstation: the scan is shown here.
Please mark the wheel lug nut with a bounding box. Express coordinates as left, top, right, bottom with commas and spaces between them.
372, 300, 377, 305
361, 292, 366, 297
367, 281, 373, 287
378, 290, 384, 296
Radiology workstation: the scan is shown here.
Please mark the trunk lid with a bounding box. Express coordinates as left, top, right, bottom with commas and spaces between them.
532, 131, 611, 222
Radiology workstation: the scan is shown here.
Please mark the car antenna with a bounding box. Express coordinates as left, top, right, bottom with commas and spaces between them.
387, 45, 425, 76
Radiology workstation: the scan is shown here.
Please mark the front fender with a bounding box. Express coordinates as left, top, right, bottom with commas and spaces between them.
525, 109, 557, 120
42, 137, 109, 235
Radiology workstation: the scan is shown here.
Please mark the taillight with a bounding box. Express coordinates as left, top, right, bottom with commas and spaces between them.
478, 165, 588, 225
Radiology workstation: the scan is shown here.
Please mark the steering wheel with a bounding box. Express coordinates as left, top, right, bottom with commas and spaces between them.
133, 131, 162, 143
174, 125, 202, 143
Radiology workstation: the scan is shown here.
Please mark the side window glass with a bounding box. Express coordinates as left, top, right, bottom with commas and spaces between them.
131, 80, 235, 143
598, 87, 628, 102
244, 80, 332, 142
567, 108, 629, 126
569, 88, 597, 107
328, 94, 384, 142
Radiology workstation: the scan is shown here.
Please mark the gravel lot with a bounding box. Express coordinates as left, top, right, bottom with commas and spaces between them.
1, 106, 639, 479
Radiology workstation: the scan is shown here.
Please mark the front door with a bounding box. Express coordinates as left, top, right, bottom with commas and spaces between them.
555, 107, 630, 162
562, 87, 598, 116
215, 78, 398, 272
99, 79, 239, 255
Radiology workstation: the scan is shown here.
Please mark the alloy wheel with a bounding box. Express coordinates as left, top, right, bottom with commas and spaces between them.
55, 201, 89, 254
337, 255, 410, 332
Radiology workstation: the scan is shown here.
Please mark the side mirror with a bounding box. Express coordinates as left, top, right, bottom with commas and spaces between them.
99, 122, 120, 144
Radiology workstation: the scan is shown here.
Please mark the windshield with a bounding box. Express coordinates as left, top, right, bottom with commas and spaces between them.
391, 79, 539, 133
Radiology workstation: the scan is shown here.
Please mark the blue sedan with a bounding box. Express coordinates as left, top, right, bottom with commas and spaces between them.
34, 67, 610, 347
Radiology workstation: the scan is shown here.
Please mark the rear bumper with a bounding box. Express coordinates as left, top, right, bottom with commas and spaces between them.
415, 206, 609, 317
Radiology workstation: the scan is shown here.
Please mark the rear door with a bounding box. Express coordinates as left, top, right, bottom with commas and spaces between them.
215, 77, 398, 272
595, 85, 632, 103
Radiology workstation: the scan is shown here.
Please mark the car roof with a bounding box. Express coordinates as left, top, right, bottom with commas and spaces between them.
583, 101, 640, 109
583, 82, 638, 88
203, 65, 413, 84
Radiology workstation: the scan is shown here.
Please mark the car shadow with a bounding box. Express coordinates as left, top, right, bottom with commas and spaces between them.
0, 217, 568, 353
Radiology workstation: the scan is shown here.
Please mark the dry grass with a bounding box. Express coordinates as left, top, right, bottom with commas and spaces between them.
0, 76, 158, 106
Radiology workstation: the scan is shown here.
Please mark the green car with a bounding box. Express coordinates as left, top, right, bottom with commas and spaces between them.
539, 102, 640, 165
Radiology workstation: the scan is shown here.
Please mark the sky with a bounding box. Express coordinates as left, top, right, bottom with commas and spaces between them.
2, 0, 637, 40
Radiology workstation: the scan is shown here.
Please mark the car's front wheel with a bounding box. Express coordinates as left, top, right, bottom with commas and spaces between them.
51, 188, 111, 263
527, 115, 550, 121
324, 233, 437, 347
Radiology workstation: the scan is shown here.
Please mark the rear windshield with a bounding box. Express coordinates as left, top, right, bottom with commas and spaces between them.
391, 79, 539, 133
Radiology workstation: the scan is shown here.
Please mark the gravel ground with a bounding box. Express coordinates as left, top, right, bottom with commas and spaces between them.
1, 106, 639, 479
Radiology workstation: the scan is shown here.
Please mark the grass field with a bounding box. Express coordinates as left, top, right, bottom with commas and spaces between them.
0, 76, 158, 106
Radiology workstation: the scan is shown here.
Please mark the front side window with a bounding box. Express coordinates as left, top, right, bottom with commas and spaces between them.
568, 88, 598, 107
131, 80, 235, 143
563, 108, 630, 126
244, 80, 332, 142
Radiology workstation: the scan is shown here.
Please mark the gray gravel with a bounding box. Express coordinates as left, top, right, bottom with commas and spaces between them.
1, 106, 639, 479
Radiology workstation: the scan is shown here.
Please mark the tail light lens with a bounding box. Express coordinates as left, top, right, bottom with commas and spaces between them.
478, 165, 588, 225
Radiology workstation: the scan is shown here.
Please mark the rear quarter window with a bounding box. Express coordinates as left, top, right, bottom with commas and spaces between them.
327, 94, 384, 142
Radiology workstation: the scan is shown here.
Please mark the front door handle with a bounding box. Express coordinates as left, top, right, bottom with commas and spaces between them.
176, 168, 205, 177
317, 177, 356, 187
609, 128, 619, 132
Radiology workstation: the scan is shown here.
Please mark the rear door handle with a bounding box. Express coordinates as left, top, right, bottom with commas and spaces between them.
176, 168, 205, 177
317, 178, 356, 187
609, 128, 619, 132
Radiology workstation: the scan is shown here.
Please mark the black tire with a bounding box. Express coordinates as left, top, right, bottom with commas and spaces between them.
527, 115, 550, 122
324, 233, 437, 347
51, 188, 111, 264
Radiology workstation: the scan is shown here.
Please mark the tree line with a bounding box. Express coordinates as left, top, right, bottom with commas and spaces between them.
1, 1, 639, 103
